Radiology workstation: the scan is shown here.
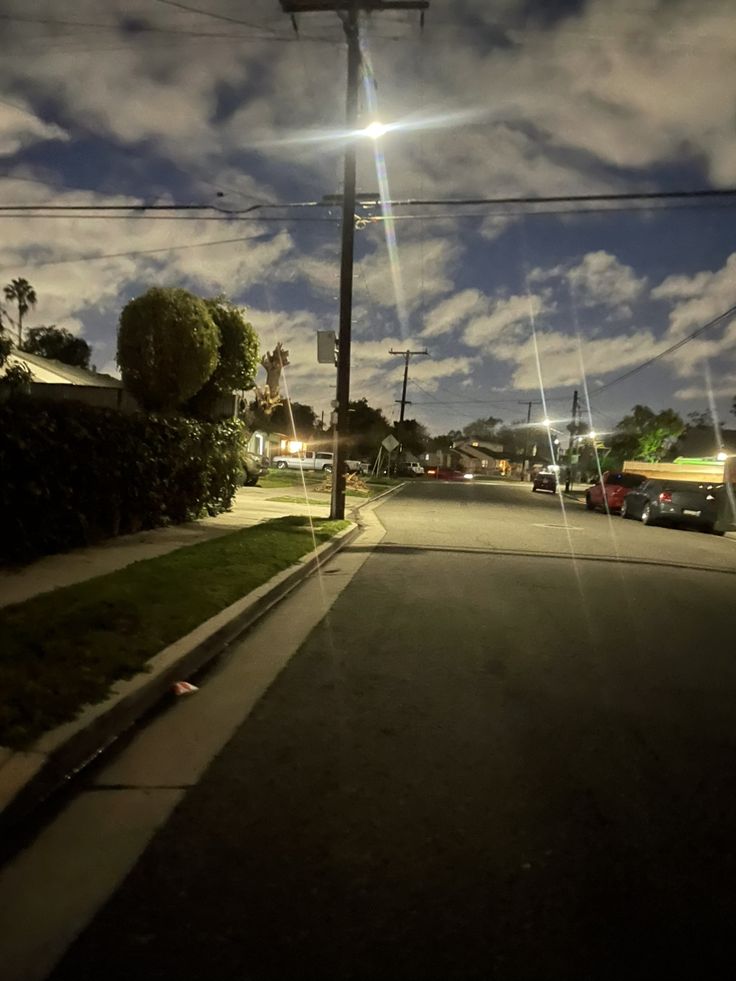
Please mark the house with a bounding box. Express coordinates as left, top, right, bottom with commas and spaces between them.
247, 429, 290, 462
3, 350, 139, 411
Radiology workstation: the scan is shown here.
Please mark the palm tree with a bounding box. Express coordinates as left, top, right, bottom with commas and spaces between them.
3, 278, 37, 346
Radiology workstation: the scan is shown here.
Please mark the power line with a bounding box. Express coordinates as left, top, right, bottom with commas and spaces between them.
592, 301, 736, 398
0, 230, 273, 271
148, 0, 281, 32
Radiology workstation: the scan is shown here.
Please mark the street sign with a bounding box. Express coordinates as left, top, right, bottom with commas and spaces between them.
382, 434, 399, 452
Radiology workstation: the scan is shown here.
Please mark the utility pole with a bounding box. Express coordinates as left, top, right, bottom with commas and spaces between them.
518, 399, 543, 481
565, 389, 579, 492
389, 348, 429, 422
281, 0, 429, 519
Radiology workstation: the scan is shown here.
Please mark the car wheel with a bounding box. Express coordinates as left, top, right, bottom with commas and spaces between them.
323, 465, 333, 473
244, 476, 258, 487
585, 493, 595, 510
531, 486, 537, 492
709, 526, 725, 536
620, 500, 629, 519
641, 503, 656, 526
276, 461, 288, 470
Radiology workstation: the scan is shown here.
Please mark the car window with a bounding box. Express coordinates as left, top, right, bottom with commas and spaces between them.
316, 452, 332, 460
605, 472, 644, 487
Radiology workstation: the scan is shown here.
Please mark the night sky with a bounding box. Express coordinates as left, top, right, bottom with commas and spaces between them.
1, 0, 735, 434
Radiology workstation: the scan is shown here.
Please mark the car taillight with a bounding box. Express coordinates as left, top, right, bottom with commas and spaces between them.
659, 491, 672, 503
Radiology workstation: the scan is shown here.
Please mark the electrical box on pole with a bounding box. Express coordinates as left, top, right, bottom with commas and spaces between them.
317, 330, 338, 365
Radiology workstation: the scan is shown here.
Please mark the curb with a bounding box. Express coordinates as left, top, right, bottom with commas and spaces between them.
0, 521, 361, 835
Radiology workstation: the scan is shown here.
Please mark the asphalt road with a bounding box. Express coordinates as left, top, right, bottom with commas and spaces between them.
51, 480, 736, 980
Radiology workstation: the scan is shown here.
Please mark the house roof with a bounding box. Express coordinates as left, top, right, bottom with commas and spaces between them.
5, 350, 122, 388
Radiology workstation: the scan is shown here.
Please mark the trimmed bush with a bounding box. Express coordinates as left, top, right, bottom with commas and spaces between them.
0, 395, 244, 564
117, 287, 219, 412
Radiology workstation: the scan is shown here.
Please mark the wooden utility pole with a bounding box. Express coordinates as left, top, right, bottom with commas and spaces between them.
518, 399, 543, 481
389, 348, 429, 422
280, 0, 429, 519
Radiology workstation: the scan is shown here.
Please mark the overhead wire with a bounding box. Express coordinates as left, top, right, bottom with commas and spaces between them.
590, 301, 736, 399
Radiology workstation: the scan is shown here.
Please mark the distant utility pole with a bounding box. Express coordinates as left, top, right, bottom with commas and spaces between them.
389, 348, 429, 422
280, 0, 429, 521
565, 389, 579, 492
518, 399, 543, 481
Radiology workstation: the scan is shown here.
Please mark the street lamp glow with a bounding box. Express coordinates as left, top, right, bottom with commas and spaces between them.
543, 418, 552, 427
717, 451, 728, 462
588, 431, 597, 440
363, 121, 388, 139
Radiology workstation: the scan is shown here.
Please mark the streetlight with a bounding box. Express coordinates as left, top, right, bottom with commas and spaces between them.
363, 121, 388, 139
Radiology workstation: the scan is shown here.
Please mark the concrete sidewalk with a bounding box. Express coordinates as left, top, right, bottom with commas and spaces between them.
0, 487, 326, 610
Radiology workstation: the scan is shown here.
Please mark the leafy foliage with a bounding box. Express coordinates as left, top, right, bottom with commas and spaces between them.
461, 416, 503, 440
117, 287, 219, 411
248, 399, 320, 440
345, 398, 391, 458
0, 396, 244, 564
187, 299, 259, 419
23, 325, 93, 369
393, 418, 430, 457
609, 404, 685, 464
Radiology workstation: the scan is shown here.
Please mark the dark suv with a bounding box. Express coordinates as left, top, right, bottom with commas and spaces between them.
621, 479, 724, 533
242, 451, 269, 487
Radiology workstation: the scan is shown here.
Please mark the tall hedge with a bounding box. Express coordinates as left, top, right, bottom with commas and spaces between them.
0, 396, 244, 564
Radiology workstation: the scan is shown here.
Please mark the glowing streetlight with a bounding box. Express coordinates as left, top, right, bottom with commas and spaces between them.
363, 121, 388, 139
543, 418, 552, 428
717, 451, 728, 462
588, 431, 597, 440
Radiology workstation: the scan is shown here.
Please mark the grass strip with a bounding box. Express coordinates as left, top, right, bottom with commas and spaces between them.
0, 516, 348, 749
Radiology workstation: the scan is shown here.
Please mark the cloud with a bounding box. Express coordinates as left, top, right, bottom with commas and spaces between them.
423, 289, 485, 338
653, 253, 736, 338
463, 293, 548, 349
492, 327, 663, 390
531, 251, 646, 312
0, 101, 68, 156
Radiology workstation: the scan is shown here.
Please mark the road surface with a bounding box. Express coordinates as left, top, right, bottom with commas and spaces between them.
14, 481, 736, 979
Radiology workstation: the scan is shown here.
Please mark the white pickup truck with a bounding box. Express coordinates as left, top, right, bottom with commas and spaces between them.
272, 451, 334, 472
271, 451, 367, 474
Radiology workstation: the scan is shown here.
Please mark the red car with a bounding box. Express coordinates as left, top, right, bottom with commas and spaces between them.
585, 470, 646, 513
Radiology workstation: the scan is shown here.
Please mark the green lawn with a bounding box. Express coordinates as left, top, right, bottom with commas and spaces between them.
0, 516, 348, 749
258, 471, 326, 489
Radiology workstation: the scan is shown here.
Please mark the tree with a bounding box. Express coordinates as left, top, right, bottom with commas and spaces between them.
394, 418, 430, 457
3, 278, 37, 346
249, 400, 319, 440
187, 299, 259, 419
609, 404, 685, 465
461, 416, 502, 441
345, 398, 391, 459
0, 321, 32, 391
22, 325, 93, 369
117, 287, 219, 412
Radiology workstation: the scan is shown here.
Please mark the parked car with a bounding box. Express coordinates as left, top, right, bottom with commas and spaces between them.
425, 466, 473, 480
272, 450, 334, 473
397, 462, 425, 477
242, 451, 268, 487
345, 458, 368, 474
532, 470, 557, 493
620, 479, 724, 533
585, 470, 646, 512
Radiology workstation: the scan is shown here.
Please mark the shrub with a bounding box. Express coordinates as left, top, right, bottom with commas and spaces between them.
117, 287, 219, 412
0, 396, 244, 564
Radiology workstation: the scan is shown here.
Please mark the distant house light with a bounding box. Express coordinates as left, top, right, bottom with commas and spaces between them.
288, 440, 303, 454
717, 451, 729, 462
